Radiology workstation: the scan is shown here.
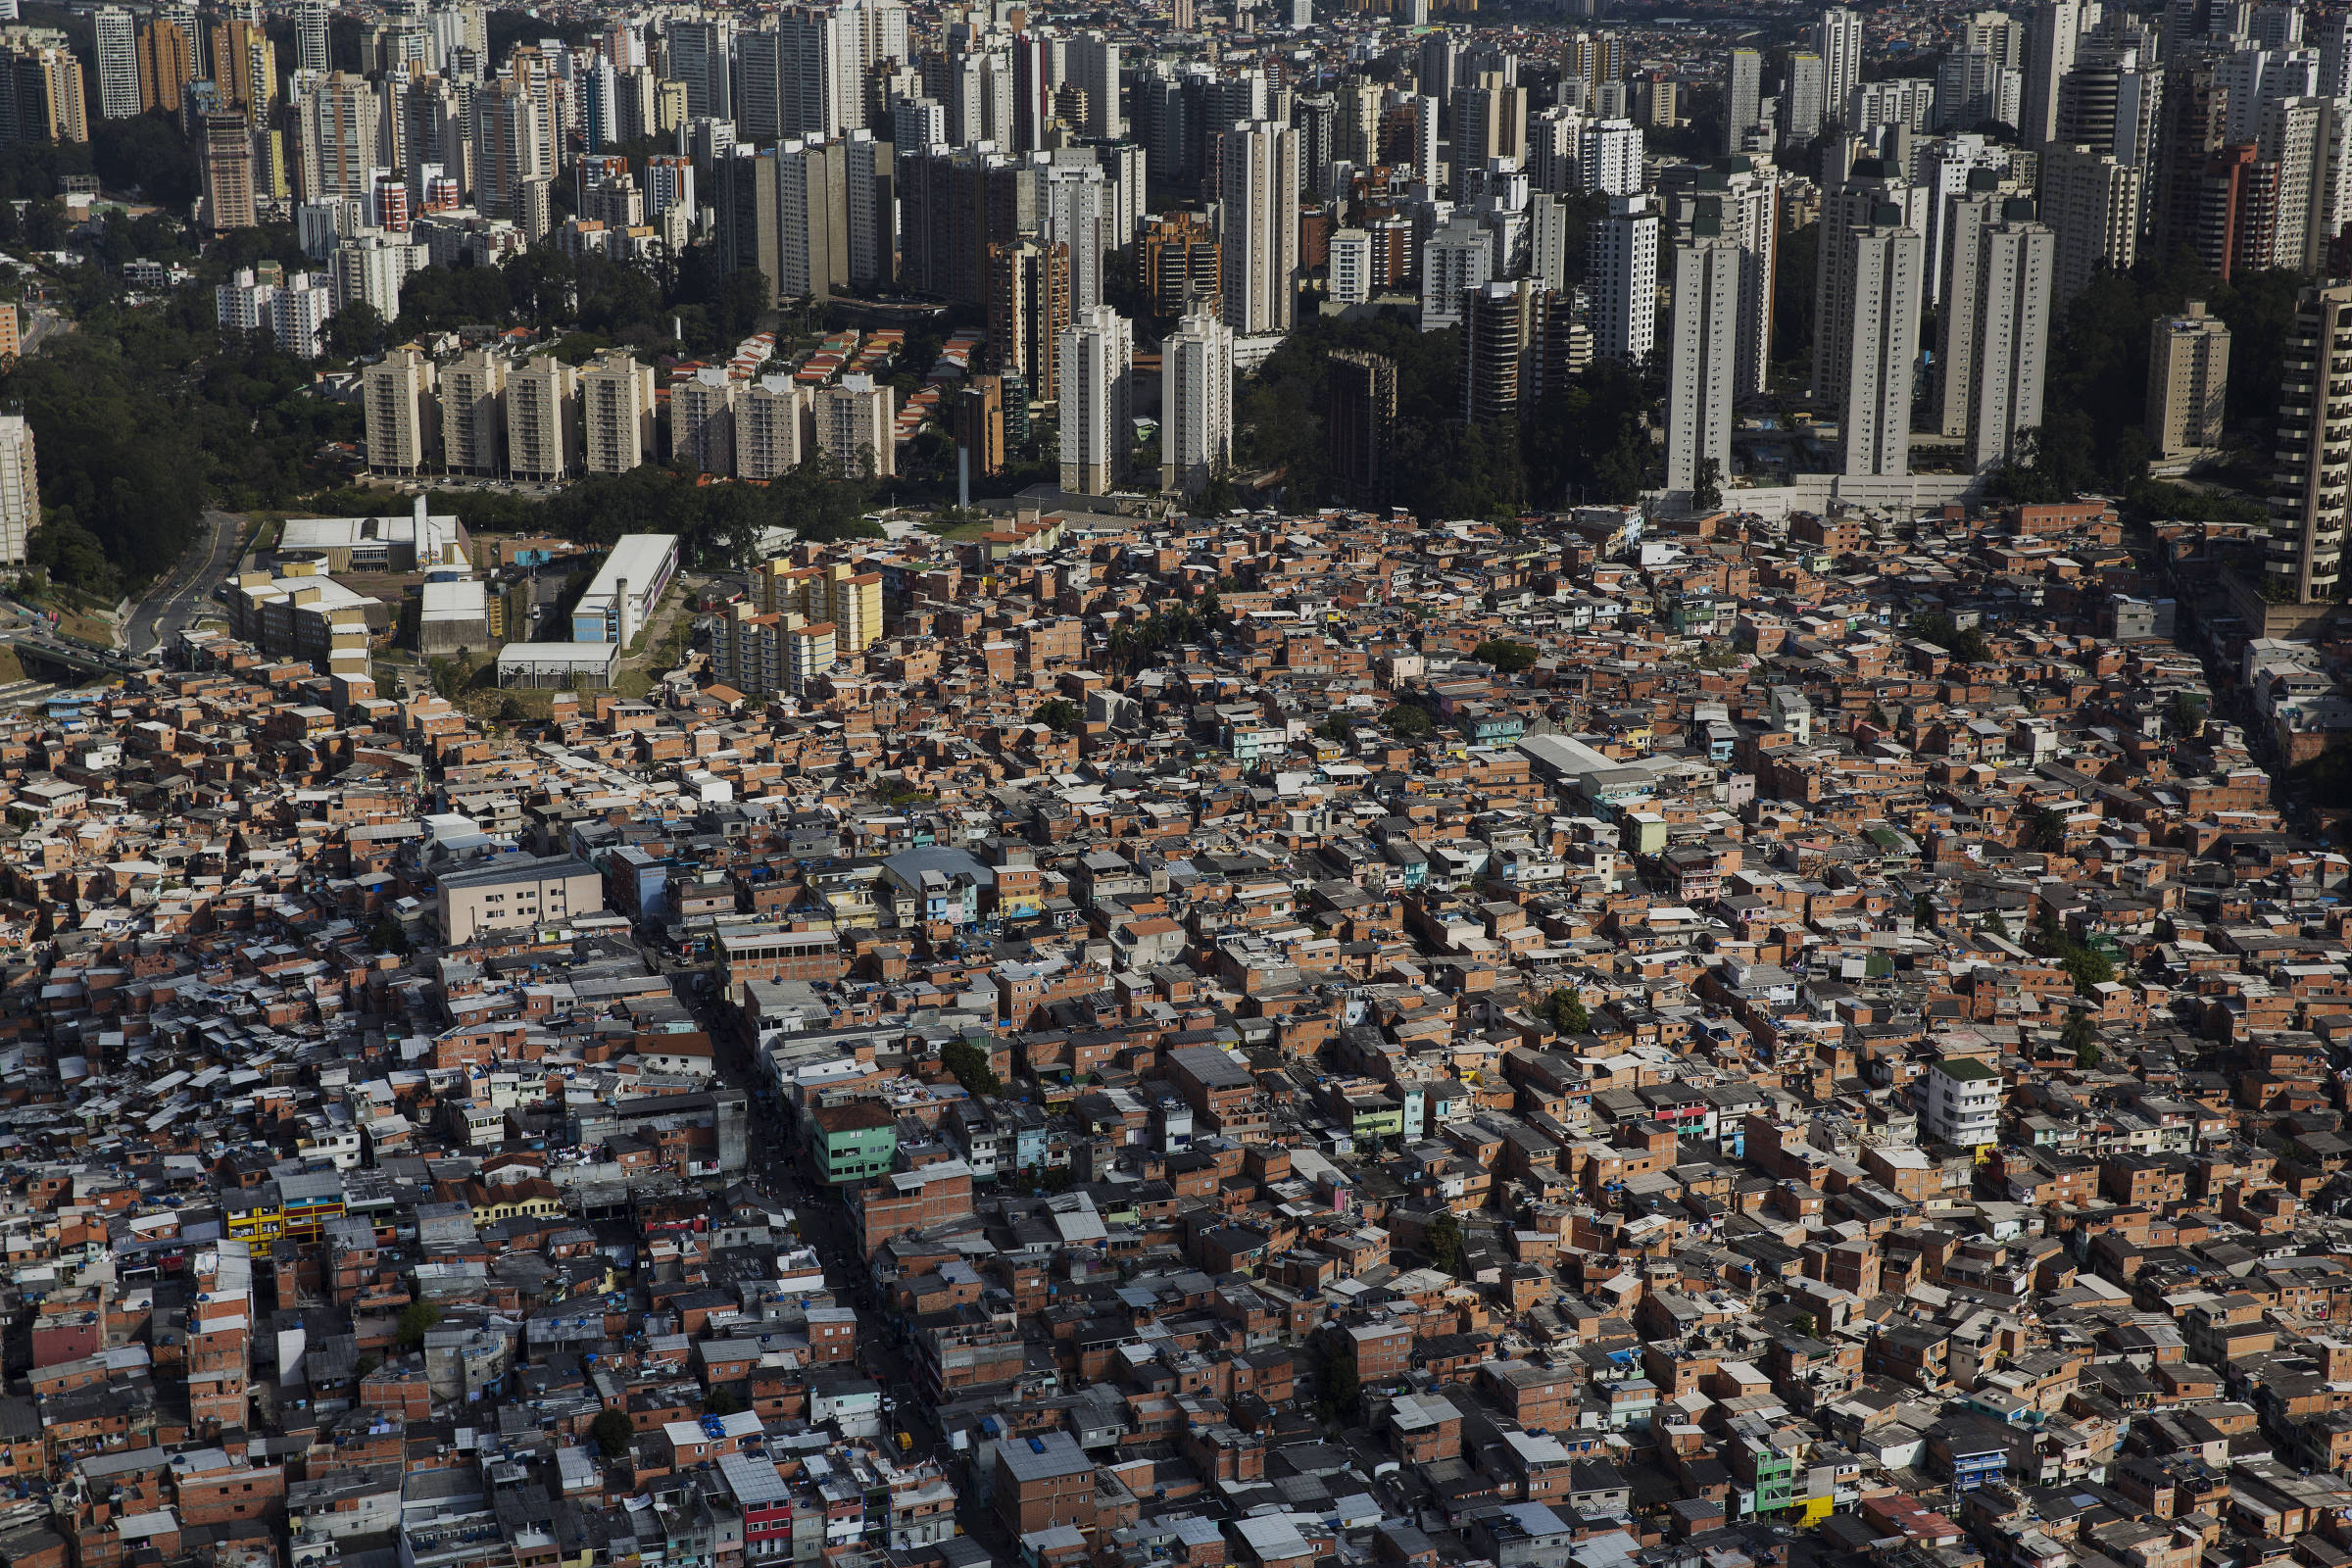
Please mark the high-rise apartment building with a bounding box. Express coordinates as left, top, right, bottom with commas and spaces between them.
1058, 306, 1131, 496
1817, 8, 1864, 121
1330, 228, 1371, 305
1453, 72, 1527, 185
1812, 159, 1908, 400
2268, 283, 2352, 604
671, 368, 737, 475
2022, 0, 2085, 148
776, 134, 849, 301
1578, 118, 1643, 195
1666, 227, 1741, 497
666, 18, 731, 123
0, 416, 34, 567
2038, 141, 2139, 300
1069, 32, 1122, 140
1218, 121, 1299, 339
1727, 47, 1762, 152
7, 47, 87, 142
365, 348, 439, 477
1783, 52, 1827, 146
202, 112, 257, 232
2147, 301, 2230, 460
1587, 194, 1658, 363
987, 239, 1071, 405
507, 355, 580, 481
736, 375, 810, 479
136, 15, 194, 115
94, 7, 139, 121
581, 351, 656, 476
1958, 205, 2053, 472
297, 73, 380, 202
1837, 212, 1923, 478
440, 350, 506, 476
1328, 350, 1396, 511
1462, 277, 1561, 429
815, 374, 895, 478
1160, 307, 1233, 496
296, 0, 330, 74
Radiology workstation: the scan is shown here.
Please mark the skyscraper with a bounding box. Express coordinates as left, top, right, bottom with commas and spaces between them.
1727, 47, 1762, 152
1812, 158, 1908, 400
1935, 172, 2008, 438
1069, 32, 1122, 140
1327, 350, 1396, 510
1058, 306, 1131, 496
1160, 307, 1233, 496
776, 134, 848, 301
93, 7, 138, 121
2022, 0, 2084, 148
1218, 121, 1299, 339
2147, 301, 2230, 460
135, 15, 195, 115
1837, 211, 1923, 478
1817, 8, 1864, 121
296, 73, 379, 202
1587, 193, 1658, 363
2038, 141, 2139, 299
1578, 118, 1643, 194
1783, 52, 1827, 146
201, 112, 257, 231
296, 0, 330, 76
1462, 277, 1557, 428
666, 18, 731, 123
2268, 283, 2352, 604
987, 239, 1071, 403
1958, 203, 2053, 472
1666, 223, 1741, 497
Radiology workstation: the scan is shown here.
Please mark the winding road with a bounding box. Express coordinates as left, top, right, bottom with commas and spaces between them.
124, 510, 244, 657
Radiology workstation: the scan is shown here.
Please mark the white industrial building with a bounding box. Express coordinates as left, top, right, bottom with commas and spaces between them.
570, 533, 678, 644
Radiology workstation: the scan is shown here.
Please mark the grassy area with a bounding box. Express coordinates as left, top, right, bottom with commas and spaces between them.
55, 610, 115, 647
920, 515, 997, 541
0, 646, 27, 686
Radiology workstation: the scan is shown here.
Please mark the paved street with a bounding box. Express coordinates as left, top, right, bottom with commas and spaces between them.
124, 510, 243, 656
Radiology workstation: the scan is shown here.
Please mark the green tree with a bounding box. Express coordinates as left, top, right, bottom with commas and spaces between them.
1472, 639, 1540, 673
1382, 703, 1434, 739
369, 912, 411, 956
706, 1388, 745, 1416
1314, 1334, 1362, 1426
2168, 691, 2207, 737
2061, 1010, 2101, 1067
591, 1407, 635, 1459
323, 300, 387, 363
1425, 1211, 1464, 1276
2027, 807, 2070, 852
1912, 893, 1936, 929
1692, 455, 1722, 512
1317, 713, 1353, 744
1030, 698, 1083, 734
395, 1300, 441, 1350
1535, 987, 1589, 1036
941, 1038, 1002, 1098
